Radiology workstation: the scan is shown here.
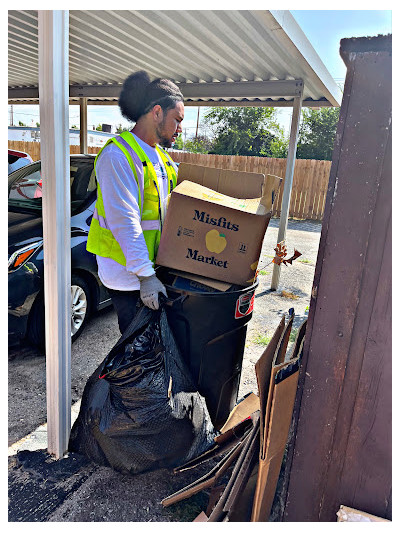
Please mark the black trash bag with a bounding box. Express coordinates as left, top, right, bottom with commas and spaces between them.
69, 304, 217, 475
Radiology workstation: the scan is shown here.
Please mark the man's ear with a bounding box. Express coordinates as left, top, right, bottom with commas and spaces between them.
152, 104, 163, 122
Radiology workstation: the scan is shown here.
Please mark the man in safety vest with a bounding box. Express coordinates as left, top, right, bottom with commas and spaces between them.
86, 71, 184, 333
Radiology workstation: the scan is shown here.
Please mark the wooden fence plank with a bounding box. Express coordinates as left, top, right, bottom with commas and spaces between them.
8, 140, 330, 220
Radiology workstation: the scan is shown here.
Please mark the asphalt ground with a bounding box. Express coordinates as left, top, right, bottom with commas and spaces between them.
8, 218, 321, 522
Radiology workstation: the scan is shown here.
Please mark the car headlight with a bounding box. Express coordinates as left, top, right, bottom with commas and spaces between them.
8, 241, 42, 273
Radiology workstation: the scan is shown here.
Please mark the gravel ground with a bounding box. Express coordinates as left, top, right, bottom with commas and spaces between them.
239, 217, 321, 399
8, 218, 321, 522
9, 218, 321, 446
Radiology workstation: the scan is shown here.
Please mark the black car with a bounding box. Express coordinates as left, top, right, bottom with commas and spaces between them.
8, 155, 112, 347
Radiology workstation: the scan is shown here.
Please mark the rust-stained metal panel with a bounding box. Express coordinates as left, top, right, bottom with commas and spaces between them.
283, 34, 392, 521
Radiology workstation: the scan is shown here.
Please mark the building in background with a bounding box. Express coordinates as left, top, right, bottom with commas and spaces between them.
8, 126, 114, 147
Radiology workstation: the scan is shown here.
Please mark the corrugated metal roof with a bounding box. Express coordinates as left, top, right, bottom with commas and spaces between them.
8, 10, 342, 107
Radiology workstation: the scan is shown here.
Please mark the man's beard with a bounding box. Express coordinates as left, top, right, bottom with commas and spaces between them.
159, 136, 173, 148
156, 120, 173, 148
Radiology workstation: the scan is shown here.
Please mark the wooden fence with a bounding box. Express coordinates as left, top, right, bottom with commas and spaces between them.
169, 151, 331, 221
8, 140, 331, 220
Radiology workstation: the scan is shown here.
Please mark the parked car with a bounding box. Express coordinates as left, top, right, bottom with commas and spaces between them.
8, 149, 33, 174
8, 155, 112, 347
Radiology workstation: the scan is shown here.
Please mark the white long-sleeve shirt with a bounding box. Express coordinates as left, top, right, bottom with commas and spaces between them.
95, 132, 176, 291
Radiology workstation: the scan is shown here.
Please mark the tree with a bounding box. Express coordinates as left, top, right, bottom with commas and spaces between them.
116, 123, 128, 134
18, 120, 25, 127
172, 133, 183, 150
184, 135, 212, 154
296, 107, 340, 161
203, 107, 284, 157
71, 125, 78, 129
95, 124, 103, 131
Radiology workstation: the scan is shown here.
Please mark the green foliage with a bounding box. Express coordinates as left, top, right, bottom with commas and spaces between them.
255, 333, 272, 346
269, 135, 289, 158
203, 107, 285, 157
36, 122, 40, 128
184, 135, 212, 154
296, 107, 340, 161
289, 328, 298, 343
116, 123, 128, 134
18, 121, 25, 126
165, 492, 208, 521
172, 133, 183, 150
71, 125, 78, 129
95, 123, 103, 131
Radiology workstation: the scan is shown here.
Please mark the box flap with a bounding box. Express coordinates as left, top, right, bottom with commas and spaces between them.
177, 162, 265, 199
174, 180, 270, 215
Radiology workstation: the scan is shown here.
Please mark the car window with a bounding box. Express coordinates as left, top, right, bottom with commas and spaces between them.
8, 155, 32, 174
8, 159, 96, 214
8, 164, 42, 205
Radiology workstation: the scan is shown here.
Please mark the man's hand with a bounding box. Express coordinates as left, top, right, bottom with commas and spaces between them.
138, 274, 167, 310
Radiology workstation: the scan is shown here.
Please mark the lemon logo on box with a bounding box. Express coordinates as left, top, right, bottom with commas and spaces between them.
206, 229, 227, 254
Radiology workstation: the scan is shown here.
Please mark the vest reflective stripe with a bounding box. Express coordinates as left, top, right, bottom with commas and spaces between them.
86, 132, 177, 266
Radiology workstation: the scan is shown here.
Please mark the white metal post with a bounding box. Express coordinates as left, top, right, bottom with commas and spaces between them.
271, 94, 303, 290
79, 97, 88, 154
38, 10, 71, 458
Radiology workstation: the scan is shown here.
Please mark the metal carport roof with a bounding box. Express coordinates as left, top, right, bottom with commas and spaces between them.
8, 9, 341, 458
8, 10, 341, 107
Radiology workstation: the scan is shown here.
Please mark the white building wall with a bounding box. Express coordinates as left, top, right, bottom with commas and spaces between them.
8, 126, 114, 147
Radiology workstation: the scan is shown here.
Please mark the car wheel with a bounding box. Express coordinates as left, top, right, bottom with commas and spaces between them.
70, 275, 91, 342
27, 274, 93, 347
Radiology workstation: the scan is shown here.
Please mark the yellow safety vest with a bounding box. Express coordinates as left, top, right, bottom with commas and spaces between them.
86, 131, 177, 265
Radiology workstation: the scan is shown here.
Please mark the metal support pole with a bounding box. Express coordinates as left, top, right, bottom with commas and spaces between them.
271, 94, 303, 290
79, 97, 88, 154
195, 107, 200, 138
38, 10, 71, 458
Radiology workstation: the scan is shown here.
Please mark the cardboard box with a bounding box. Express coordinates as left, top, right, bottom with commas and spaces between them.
177, 163, 264, 199
166, 269, 233, 292
156, 180, 272, 285
177, 163, 282, 207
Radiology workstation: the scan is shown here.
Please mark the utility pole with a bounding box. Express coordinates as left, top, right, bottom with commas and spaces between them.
10, 105, 14, 126
195, 107, 200, 138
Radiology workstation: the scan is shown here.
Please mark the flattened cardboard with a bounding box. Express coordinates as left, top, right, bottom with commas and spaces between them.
156, 180, 272, 285
167, 269, 233, 292
174, 425, 252, 473
207, 414, 260, 522
223, 422, 260, 516
254, 316, 285, 452
337, 505, 391, 522
251, 317, 308, 522
161, 438, 245, 508
251, 371, 300, 522
219, 392, 260, 434
193, 511, 208, 522
214, 417, 253, 446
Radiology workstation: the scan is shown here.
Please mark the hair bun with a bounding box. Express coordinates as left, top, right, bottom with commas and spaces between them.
119, 71, 152, 123
119, 70, 183, 124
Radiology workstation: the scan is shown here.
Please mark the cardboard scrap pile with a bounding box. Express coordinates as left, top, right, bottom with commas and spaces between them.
161, 310, 308, 522
156, 163, 282, 286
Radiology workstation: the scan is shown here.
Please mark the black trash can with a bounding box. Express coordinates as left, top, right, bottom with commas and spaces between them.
158, 267, 258, 429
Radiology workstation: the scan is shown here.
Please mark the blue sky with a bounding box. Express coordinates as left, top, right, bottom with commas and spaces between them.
8, 9, 392, 137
